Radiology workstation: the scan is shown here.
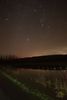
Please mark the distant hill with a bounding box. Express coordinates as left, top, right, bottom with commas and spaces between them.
0, 54, 67, 70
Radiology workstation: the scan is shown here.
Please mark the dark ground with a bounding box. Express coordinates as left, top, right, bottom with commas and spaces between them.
0, 69, 67, 100
0, 89, 10, 100
0, 71, 41, 100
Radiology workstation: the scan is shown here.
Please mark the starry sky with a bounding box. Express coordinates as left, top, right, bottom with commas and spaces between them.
0, 0, 67, 57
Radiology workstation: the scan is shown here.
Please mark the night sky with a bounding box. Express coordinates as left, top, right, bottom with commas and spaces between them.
0, 0, 67, 57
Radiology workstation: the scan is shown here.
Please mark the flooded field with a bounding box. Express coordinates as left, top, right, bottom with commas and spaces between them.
4, 68, 67, 100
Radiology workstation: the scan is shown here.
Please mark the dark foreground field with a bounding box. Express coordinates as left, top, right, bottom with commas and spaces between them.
0, 89, 10, 100
0, 67, 67, 100
0, 69, 42, 100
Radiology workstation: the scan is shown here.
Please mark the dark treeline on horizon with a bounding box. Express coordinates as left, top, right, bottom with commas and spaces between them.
0, 54, 67, 70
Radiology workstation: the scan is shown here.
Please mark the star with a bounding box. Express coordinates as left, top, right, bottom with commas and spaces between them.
26, 37, 30, 42
33, 9, 37, 13
47, 25, 51, 29
4, 18, 9, 21
41, 23, 44, 28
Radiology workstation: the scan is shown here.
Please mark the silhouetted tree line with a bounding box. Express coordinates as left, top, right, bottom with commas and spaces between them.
0, 55, 67, 70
